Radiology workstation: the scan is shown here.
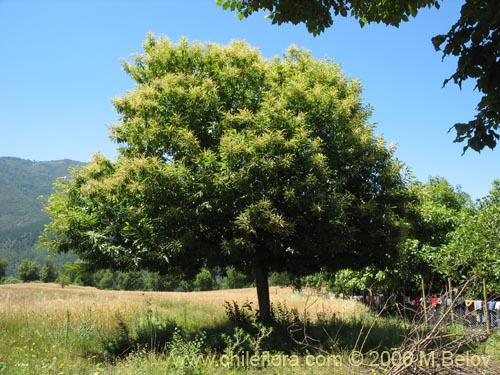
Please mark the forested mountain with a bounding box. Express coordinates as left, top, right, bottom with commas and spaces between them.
0, 157, 83, 275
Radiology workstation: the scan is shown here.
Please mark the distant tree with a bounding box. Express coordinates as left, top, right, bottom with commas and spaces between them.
218, 0, 500, 152
56, 273, 71, 288
144, 272, 180, 291
178, 279, 194, 292
267, 271, 291, 287
223, 266, 251, 289
194, 267, 216, 291
94, 269, 115, 290
116, 271, 145, 291
17, 260, 40, 282
0, 257, 7, 280
57, 260, 93, 286
41, 35, 408, 322
40, 259, 58, 282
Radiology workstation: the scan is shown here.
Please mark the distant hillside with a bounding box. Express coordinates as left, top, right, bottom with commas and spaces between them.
0, 157, 84, 275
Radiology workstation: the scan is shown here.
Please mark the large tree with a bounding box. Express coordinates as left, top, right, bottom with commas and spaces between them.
439, 180, 500, 292
41, 35, 407, 322
323, 177, 473, 297
218, 0, 500, 153
391, 176, 473, 295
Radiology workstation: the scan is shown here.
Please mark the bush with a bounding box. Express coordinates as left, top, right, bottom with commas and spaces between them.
135, 311, 178, 352
116, 271, 145, 290
17, 260, 40, 282
268, 271, 292, 287
2, 276, 22, 284
57, 273, 71, 288
193, 268, 215, 291
102, 314, 134, 358
40, 259, 58, 282
223, 267, 251, 289
102, 311, 180, 359
95, 269, 115, 289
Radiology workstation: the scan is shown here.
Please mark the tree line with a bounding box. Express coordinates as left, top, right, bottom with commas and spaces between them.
0, 257, 290, 292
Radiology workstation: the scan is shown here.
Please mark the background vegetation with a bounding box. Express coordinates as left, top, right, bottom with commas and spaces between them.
0, 157, 81, 275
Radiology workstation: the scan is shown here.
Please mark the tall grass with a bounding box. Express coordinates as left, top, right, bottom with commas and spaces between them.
1, 283, 497, 375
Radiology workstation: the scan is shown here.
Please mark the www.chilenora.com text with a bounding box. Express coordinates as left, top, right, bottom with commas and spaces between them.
167, 350, 491, 369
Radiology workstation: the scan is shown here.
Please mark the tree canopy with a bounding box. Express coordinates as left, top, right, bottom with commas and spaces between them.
440, 180, 500, 292
17, 259, 40, 282
218, 0, 500, 153
319, 177, 473, 297
391, 177, 472, 294
432, 0, 500, 153
217, 0, 440, 34
41, 35, 408, 321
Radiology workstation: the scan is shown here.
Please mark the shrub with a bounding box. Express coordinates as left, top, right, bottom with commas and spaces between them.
135, 310, 178, 352
17, 259, 40, 282
2, 276, 22, 284
193, 268, 216, 291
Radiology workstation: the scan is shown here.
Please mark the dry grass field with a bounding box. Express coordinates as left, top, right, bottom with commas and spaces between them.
0, 282, 366, 313
0, 283, 372, 375
0, 283, 367, 333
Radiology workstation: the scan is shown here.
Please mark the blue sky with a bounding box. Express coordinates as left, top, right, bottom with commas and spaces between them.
0, 0, 498, 200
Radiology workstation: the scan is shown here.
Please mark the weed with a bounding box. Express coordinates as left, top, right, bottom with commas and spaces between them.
101, 313, 134, 359
135, 309, 177, 352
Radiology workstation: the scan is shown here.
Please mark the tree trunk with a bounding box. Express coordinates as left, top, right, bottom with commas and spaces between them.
254, 260, 271, 323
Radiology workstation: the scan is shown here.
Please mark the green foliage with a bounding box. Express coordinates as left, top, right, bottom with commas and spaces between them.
318, 177, 474, 297
94, 269, 115, 289
1, 276, 21, 284
0, 256, 7, 280
56, 260, 91, 286
432, 0, 500, 152
41, 35, 408, 322
216, 0, 440, 35
135, 311, 178, 352
389, 177, 473, 294
440, 180, 500, 291
300, 271, 329, 291
267, 271, 291, 287
17, 259, 40, 282
222, 266, 251, 289
330, 268, 367, 295
193, 267, 216, 291
57, 273, 71, 288
116, 271, 145, 291
102, 313, 134, 358
143, 272, 184, 291
0, 157, 81, 276
220, 1, 500, 152
40, 259, 58, 282
224, 300, 257, 327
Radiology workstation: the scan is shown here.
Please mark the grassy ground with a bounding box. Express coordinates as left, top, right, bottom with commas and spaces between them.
0, 283, 498, 374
